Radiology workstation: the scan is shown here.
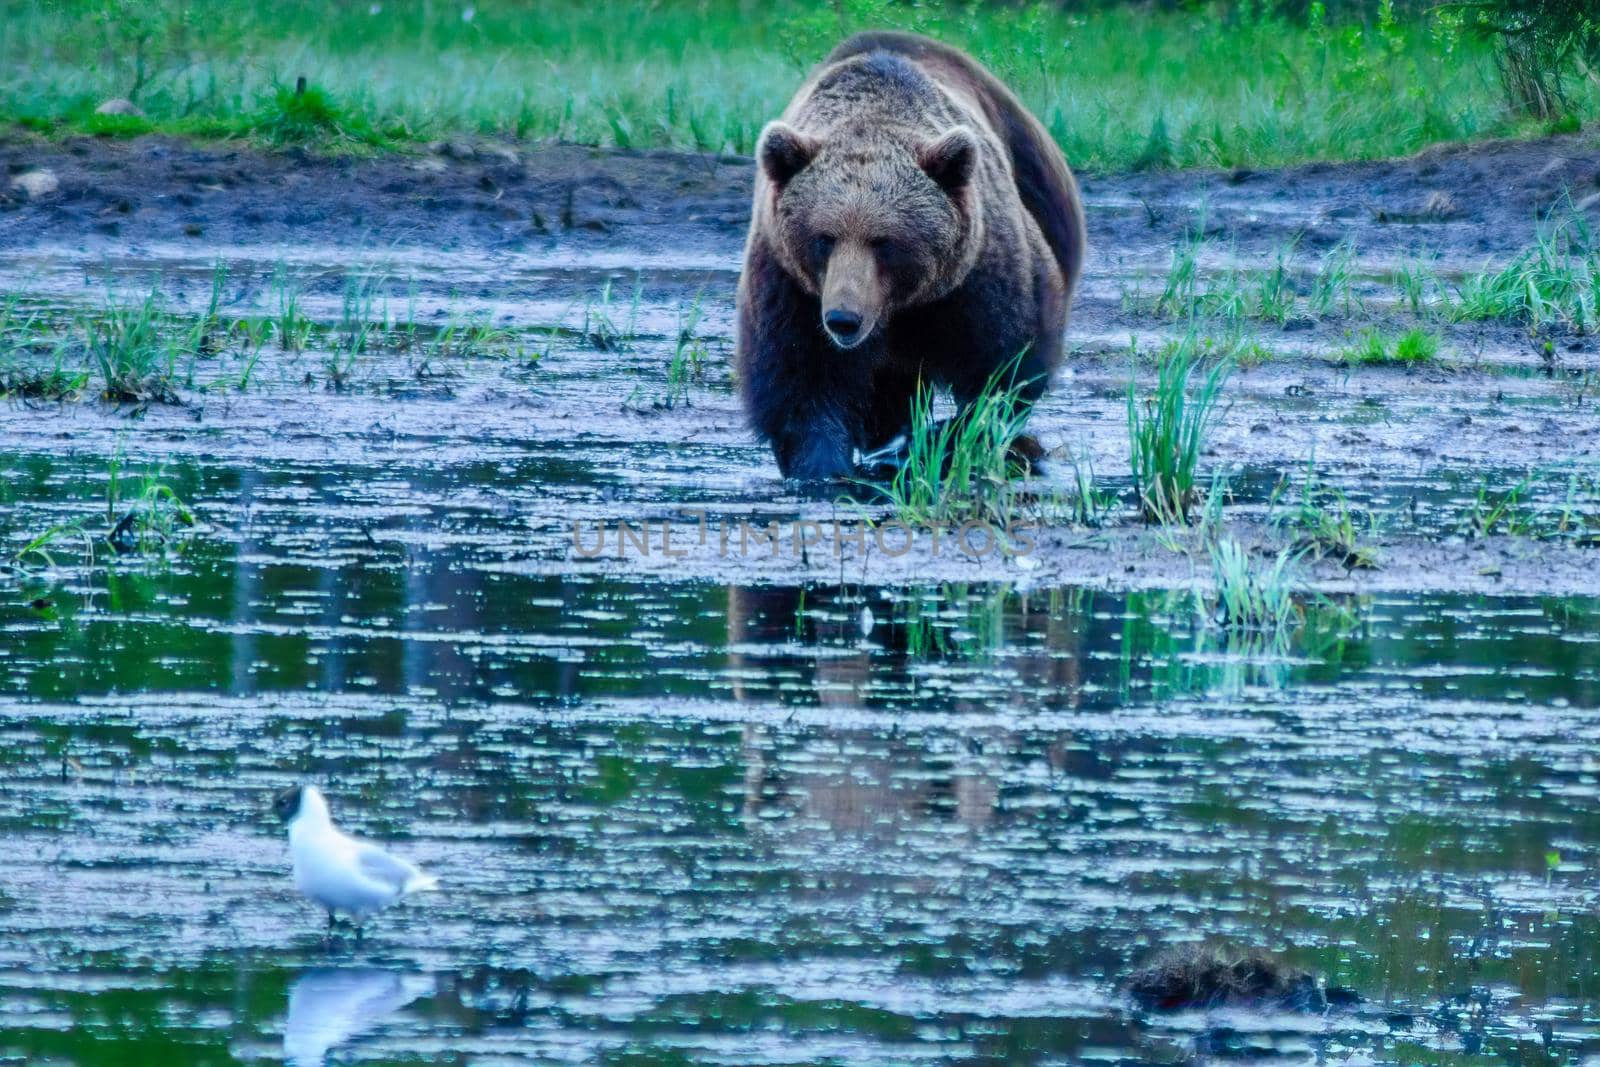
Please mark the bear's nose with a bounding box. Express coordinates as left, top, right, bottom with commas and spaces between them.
824, 309, 861, 338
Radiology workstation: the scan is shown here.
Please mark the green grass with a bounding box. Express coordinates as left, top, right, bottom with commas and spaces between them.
1209, 537, 1302, 637
1127, 336, 1231, 524
86, 292, 188, 403
622, 295, 710, 412
0, 276, 542, 402
662, 296, 709, 410
582, 279, 642, 353
1451, 221, 1600, 328
1392, 255, 1445, 316
1461, 472, 1539, 538
0, 300, 87, 400
1150, 231, 1362, 326
14, 453, 196, 569
3, 0, 1593, 171
881, 358, 1037, 529
1272, 460, 1380, 568
1340, 326, 1441, 365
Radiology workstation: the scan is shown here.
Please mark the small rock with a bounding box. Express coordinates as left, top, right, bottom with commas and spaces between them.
479, 143, 519, 165
431, 140, 476, 161
1421, 190, 1459, 219
95, 97, 145, 117
9, 170, 59, 199
183, 222, 204, 237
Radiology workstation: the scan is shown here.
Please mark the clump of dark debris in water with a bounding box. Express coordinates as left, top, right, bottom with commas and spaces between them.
1124, 944, 1361, 1012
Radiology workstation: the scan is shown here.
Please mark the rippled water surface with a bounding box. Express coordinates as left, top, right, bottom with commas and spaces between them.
5, 537, 1600, 1063
2, 243, 1599, 1065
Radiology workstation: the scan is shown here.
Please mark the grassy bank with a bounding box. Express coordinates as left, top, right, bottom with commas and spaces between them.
2, 0, 1595, 171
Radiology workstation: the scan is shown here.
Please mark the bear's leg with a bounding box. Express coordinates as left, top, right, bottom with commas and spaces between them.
738, 247, 870, 480
863, 365, 920, 452
930, 285, 1058, 474
943, 258, 1062, 430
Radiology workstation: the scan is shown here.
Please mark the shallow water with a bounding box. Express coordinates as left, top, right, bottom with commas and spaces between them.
3, 237, 1600, 1065
3, 553, 1600, 1064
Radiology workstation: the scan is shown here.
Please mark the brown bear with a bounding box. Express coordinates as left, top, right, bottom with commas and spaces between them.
736, 30, 1085, 480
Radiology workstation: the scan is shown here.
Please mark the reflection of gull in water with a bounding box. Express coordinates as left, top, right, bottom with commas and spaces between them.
284, 968, 432, 1066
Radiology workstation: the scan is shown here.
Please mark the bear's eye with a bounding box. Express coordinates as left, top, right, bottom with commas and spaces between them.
870, 237, 909, 267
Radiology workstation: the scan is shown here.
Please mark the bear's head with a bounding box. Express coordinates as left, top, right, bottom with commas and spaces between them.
757, 119, 980, 351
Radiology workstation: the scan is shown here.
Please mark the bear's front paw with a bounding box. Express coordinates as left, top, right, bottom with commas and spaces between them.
780, 434, 856, 483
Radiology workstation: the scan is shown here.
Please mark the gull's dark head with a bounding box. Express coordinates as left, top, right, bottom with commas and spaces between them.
272, 784, 305, 824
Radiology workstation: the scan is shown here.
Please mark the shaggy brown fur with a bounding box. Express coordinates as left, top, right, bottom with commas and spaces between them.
1124, 945, 1359, 1013
736, 31, 1085, 480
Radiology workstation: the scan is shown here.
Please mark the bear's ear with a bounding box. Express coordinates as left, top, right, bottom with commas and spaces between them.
918, 126, 978, 194
758, 122, 818, 187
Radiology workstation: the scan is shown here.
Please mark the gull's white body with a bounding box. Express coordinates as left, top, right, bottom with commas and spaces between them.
286, 785, 437, 920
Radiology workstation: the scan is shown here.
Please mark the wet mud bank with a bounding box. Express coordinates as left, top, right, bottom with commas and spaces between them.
4, 127, 1600, 260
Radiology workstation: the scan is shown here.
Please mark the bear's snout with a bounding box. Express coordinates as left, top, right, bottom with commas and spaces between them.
824, 309, 862, 339
822, 305, 872, 349
819, 241, 881, 349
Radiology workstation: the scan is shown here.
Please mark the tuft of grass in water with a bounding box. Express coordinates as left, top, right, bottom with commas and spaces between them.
1451, 219, 1600, 328
1154, 227, 1206, 320
272, 266, 312, 352
104, 463, 197, 557
1340, 327, 1441, 365
1442, 468, 1600, 543
1127, 336, 1230, 524
14, 453, 196, 569
1393, 255, 1445, 317
620, 295, 708, 412
1254, 241, 1300, 325
1272, 459, 1380, 568
86, 293, 186, 404
883, 357, 1037, 529
1461, 472, 1538, 537
0, 301, 86, 400
1209, 537, 1301, 637
1061, 446, 1117, 528
661, 295, 708, 410
424, 315, 519, 362
0, 352, 89, 401
3, 1, 1591, 171
1308, 240, 1361, 318
1151, 231, 1365, 327
325, 269, 386, 388
582, 279, 642, 353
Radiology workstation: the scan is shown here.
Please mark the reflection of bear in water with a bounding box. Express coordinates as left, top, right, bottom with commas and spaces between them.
736, 31, 1085, 480
1124, 945, 1362, 1013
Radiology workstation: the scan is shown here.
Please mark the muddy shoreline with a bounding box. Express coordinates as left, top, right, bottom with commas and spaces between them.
4, 127, 1600, 259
